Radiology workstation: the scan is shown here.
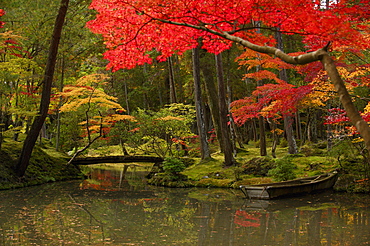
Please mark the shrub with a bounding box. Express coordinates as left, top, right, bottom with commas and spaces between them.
163, 157, 186, 174
268, 157, 297, 181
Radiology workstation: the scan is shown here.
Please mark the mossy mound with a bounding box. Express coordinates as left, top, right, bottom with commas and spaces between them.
0, 140, 83, 190
147, 172, 193, 187
241, 157, 276, 176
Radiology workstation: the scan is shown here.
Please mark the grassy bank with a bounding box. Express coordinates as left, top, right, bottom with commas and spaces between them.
147, 145, 338, 187
1, 138, 368, 193
0, 139, 83, 190
146, 142, 370, 193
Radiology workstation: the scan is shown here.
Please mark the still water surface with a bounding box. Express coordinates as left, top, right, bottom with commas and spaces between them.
0, 164, 369, 245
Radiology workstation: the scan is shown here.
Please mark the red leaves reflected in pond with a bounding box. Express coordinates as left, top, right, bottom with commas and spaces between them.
80, 169, 128, 191
234, 210, 263, 228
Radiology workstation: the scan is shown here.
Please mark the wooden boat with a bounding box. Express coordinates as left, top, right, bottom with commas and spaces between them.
240, 172, 338, 200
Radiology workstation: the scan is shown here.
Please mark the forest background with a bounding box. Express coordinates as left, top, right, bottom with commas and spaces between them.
0, 0, 370, 190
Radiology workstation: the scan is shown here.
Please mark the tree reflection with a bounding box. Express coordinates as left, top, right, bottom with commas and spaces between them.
0, 168, 369, 245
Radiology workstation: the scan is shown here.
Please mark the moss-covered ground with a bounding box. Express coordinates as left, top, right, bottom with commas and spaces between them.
1, 138, 368, 193
0, 139, 83, 190
180, 145, 338, 188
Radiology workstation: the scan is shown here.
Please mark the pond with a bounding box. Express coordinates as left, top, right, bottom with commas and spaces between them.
0, 164, 369, 245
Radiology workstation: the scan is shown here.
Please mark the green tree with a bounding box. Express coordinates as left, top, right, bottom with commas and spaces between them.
126, 103, 196, 158
16, 0, 69, 177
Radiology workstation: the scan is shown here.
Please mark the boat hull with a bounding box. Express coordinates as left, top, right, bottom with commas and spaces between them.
240, 172, 338, 200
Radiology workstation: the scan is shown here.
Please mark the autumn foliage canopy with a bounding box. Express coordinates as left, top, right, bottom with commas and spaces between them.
87, 0, 370, 71
87, 0, 370, 149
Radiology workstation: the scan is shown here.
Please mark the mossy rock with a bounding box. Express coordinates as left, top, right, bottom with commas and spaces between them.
241, 157, 276, 177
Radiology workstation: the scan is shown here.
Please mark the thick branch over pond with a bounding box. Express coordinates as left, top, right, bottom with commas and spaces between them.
71, 156, 164, 165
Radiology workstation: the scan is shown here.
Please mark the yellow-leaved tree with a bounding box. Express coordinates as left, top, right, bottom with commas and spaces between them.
58, 74, 135, 163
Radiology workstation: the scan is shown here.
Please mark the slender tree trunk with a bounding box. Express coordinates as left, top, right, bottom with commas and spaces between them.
192, 44, 211, 160
173, 55, 184, 102
168, 56, 177, 103
295, 112, 302, 140
16, 0, 69, 177
123, 80, 131, 114
258, 116, 267, 156
55, 56, 65, 151
225, 50, 240, 152
256, 69, 267, 155
215, 53, 235, 166
276, 28, 298, 154
255, 21, 267, 156
270, 120, 278, 158
284, 115, 298, 154
200, 51, 224, 153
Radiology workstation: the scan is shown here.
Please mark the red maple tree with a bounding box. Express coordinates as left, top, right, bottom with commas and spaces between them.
0, 9, 5, 28
231, 83, 313, 125
87, 0, 369, 71
87, 0, 370, 153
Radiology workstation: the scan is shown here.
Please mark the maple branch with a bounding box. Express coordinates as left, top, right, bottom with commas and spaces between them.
227, 26, 309, 36
67, 89, 103, 165
151, 17, 326, 65
124, 19, 155, 46
68, 112, 103, 165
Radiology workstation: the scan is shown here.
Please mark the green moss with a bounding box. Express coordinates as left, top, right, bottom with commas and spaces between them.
147, 172, 193, 187
196, 178, 234, 188
241, 156, 276, 176
1, 138, 365, 193
183, 154, 238, 180
0, 140, 82, 190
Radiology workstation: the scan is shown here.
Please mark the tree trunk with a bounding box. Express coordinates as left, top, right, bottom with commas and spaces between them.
167, 56, 177, 103
200, 51, 224, 153
215, 53, 235, 166
276, 28, 298, 154
321, 54, 370, 154
192, 44, 211, 160
270, 120, 278, 158
295, 112, 302, 140
284, 116, 298, 154
16, 0, 69, 177
225, 50, 239, 152
55, 56, 65, 151
258, 116, 267, 156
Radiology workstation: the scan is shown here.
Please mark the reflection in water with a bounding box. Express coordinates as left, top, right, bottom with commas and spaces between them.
0, 164, 369, 245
